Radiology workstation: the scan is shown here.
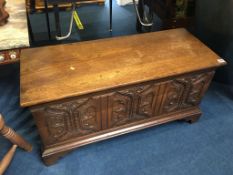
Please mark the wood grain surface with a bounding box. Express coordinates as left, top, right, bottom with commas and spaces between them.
20, 28, 226, 107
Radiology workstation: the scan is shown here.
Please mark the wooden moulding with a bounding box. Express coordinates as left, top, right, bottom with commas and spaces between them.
40, 107, 202, 165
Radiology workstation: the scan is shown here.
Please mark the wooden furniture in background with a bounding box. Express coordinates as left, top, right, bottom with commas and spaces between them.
0, 114, 32, 174
0, 0, 9, 26
20, 28, 226, 165
137, 0, 196, 31
27, 0, 105, 12
31, 0, 112, 40
0, 0, 30, 65
155, 0, 196, 29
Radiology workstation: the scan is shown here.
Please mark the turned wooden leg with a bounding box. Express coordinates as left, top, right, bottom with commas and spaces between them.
0, 114, 32, 152
0, 145, 17, 175
184, 114, 201, 124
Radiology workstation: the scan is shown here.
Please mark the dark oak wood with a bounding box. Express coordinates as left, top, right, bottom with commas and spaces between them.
21, 29, 225, 107
0, 0, 9, 26
20, 28, 226, 165
0, 114, 32, 152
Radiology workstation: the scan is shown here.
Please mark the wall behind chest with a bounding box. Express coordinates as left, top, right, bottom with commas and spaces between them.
195, 0, 233, 94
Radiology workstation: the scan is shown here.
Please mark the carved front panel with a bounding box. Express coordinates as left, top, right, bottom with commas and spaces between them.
32, 71, 214, 146
45, 97, 101, 141
107, 84, 159, 128
107, 92, 133, 127
181, 72, 214, 107
135, 85, 158, 118
160, 71, 214, 114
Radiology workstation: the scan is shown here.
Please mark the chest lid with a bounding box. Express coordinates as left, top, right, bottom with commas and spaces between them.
20, 28, 226, 107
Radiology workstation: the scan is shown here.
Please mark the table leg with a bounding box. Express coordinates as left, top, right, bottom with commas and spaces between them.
44, 0, 51, 39
54, 4, 61, 38
109, 0, 112, 32
26, 11, 34, 43
30, 0, 36, 13
136, 0, 143, 32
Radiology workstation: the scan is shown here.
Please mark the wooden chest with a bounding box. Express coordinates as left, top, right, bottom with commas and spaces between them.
20, 29, 226, 165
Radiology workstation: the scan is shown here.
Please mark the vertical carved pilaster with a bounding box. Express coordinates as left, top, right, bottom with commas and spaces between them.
136, 85, 158, 118
160, 80, 185, 114
108, 92, 133, 127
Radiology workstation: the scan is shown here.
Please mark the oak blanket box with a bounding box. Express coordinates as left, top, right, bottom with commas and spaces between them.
20, 28, 226, 165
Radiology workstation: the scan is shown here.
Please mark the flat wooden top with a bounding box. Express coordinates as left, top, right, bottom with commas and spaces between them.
0, 0, 29, 51
20, 28, 226, 107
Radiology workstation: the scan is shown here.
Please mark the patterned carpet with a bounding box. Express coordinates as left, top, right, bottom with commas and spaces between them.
1, 1, 233, 175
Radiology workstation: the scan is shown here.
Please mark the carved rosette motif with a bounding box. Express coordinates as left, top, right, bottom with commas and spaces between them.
45, 98, 100, 141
